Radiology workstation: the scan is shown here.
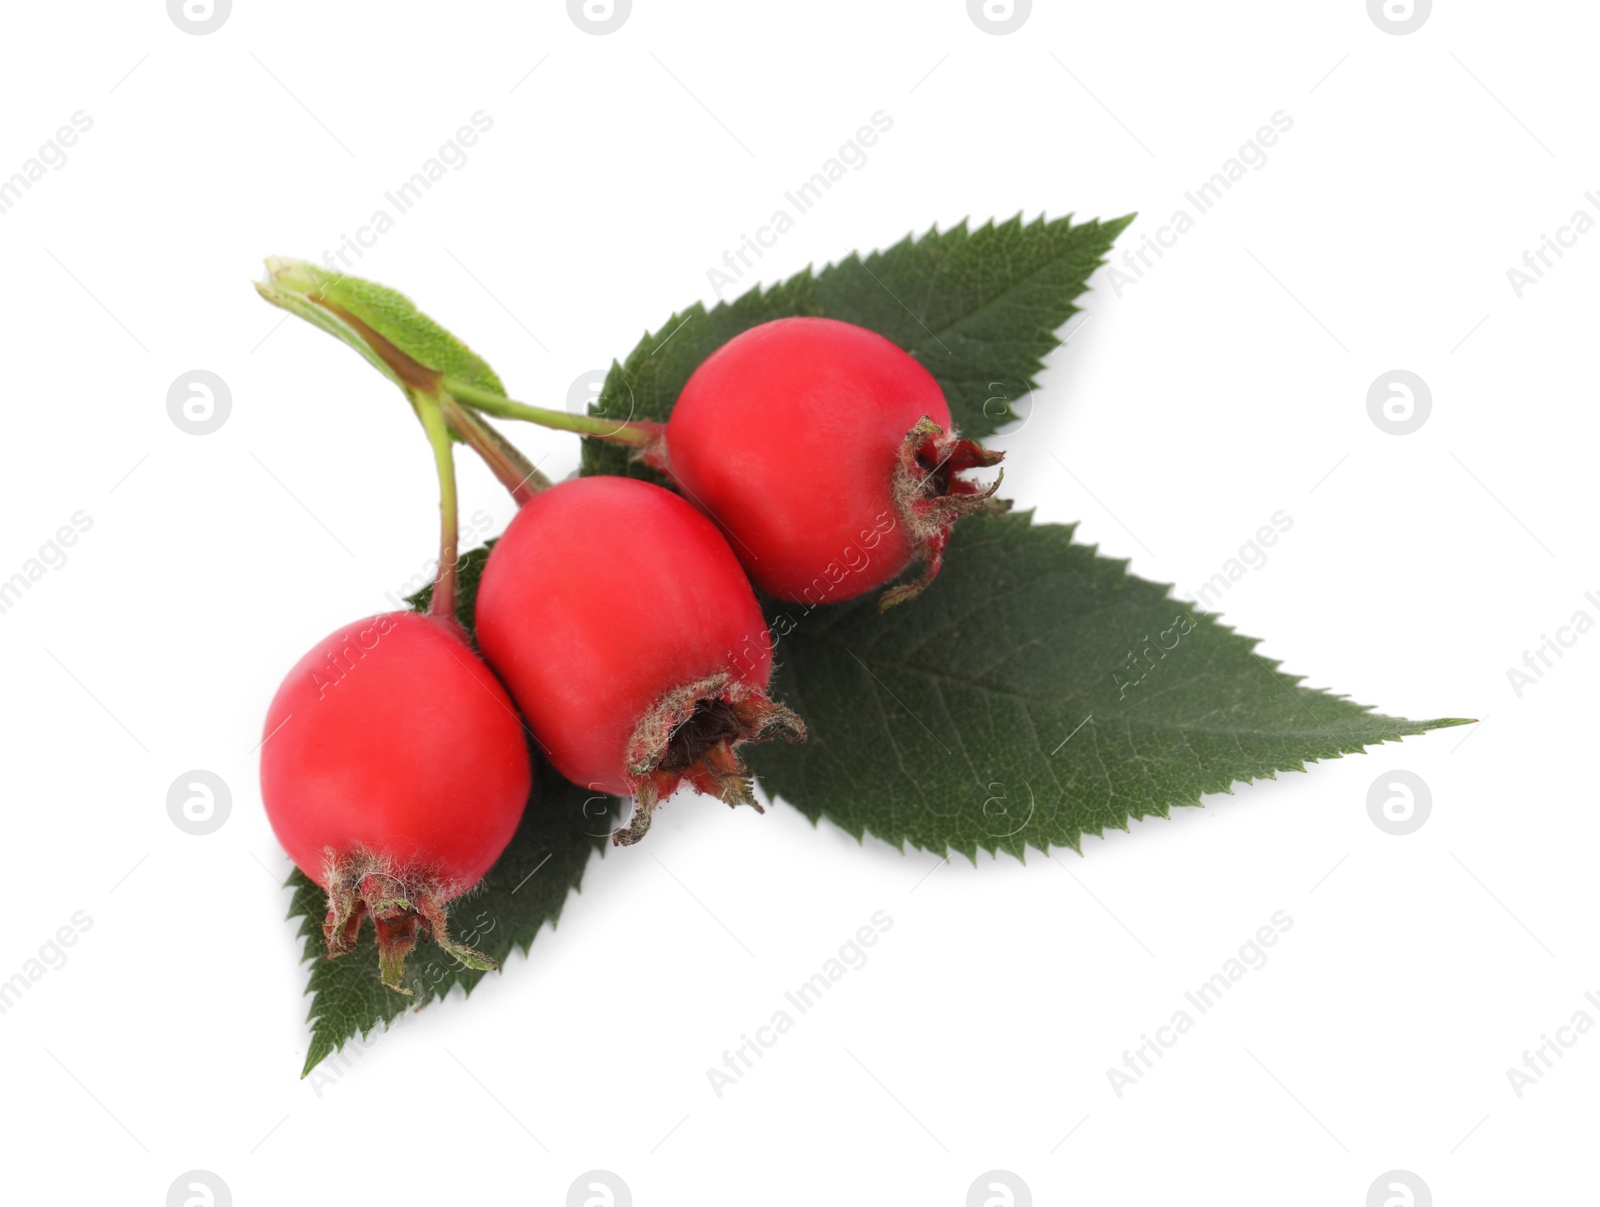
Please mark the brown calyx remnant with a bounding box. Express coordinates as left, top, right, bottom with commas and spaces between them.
880, 417, 1011, 611
613, 673, 805, 847
322, 849, 496, 994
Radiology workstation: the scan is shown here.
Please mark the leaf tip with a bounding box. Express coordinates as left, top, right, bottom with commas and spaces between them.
300, 1045, 327, 1079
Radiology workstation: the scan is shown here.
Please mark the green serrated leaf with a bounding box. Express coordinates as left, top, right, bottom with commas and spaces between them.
744, 510, 1470, 862
814, 214, 1134, 438
290, 547, 614, 1076
578, 213, 1131, 480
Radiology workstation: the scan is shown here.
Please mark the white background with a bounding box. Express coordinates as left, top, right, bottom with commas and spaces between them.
0, 1, 1593, 1204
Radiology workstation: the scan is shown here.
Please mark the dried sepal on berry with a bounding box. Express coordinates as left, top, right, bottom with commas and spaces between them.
880, 417, 1011, 611
614, 673, 805, 846
322, 848, 498, 994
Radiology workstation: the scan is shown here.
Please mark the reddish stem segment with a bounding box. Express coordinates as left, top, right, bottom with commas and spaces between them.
439, 395, 549, 506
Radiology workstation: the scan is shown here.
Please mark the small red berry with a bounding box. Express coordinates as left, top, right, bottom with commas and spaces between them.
661, 316, 1007, 609
474, 475, 802, 845
261, 611, 531, 991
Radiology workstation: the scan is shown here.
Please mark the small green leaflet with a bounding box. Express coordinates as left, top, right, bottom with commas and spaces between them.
287, 549, 617, 1077
256, 257, 506, 396
256, 257, 551, 491
581, 213, 1133, 480
743, 511, 1469, 861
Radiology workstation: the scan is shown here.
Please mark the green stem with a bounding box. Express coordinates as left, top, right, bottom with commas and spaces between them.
414, 394, 459, 622
440, 395, 550, 505
442, 376, 660, 449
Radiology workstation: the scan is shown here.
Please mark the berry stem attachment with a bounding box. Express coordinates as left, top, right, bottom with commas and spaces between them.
414, 394, 460, 622
443, 375, 664, 453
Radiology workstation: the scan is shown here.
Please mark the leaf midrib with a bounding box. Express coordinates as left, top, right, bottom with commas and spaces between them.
787, 627, 1409, 740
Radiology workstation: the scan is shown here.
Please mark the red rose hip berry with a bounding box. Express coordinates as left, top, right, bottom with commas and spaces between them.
260, 611, 531, 991
474, 475, 802, 845
662, 316, 1008, 609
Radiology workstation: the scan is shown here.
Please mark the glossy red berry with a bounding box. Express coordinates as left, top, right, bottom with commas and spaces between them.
261, 610, 531, 990
474, 475, 802, 845
662, 316, 1006, 609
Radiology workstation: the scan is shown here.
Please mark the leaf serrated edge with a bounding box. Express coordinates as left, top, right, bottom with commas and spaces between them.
751, 510, 1475, 866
